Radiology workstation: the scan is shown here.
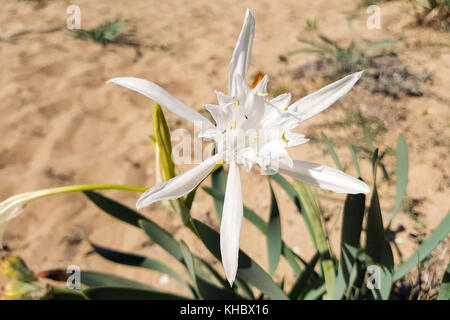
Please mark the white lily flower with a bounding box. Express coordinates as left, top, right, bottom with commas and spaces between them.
109, 9, 370, 286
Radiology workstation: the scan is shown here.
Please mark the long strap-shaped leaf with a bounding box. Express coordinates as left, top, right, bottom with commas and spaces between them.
79, 271, 155, 290
365, 150, 394, 300
188, 218, 288, 300
205, 167, 304, 275
84, 191, 230, 295
84, 185, 285, 299
179, 241, 244, 300
393, 211, 450, 282
437, 262, 450, 300
334, 192, 366, 299
321, 132, 343, 171
269, 173, 316, 250
293, 180, 336, 300
387, 134, 408, 227
203, 185, 303, 276
84, 191, 147, 228
88, 240, 190, 290
83, 286, 188, 300
267, 184, 282, 276
289, 252, 320, 300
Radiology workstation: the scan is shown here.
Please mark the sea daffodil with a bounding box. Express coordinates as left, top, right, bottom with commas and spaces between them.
109, 9, 370, 285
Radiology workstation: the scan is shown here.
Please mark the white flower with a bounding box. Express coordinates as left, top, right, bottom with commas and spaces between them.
108, 9, 370, 286
0, 190, 47, 240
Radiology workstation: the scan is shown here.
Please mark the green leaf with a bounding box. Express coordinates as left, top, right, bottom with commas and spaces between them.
138, 219, 183, 262
234, 278, 255, 300
292, 180, 335, 299
393, 211, 450, 282
364, 38, 399, 55
138, 216, 234, 294
365, 151, 394, 300
350, 145, 362, 178
84, 191, 147, 228
289, 252, 320, 300
210, 166, 227, 220
269, 173, 315, 245
88, 240, 189, 289
296, 38, 331, 53
269, 173, 302, 211
203, 185, 303, 275
359, 111, 373, 150
195, 257, 229, 289
184, 188, 197, 210
287, 48, 325, 56
438, 262, 450, 300
321, 132, 343, 171
179, 241, 196, 282
84, 191, 191, 276
195, 277, 244, 300
204, 185, 267, 233
365, 183, 384, 262
267, 184, 282, 276
179, 240, 243, 300
282, 243, 303, 277
303, 282, 326, 300
334, 192, 366, 300
49, 287, 86, 300
190, 218, 288, 300
83, 286, 188, 300
318, 34, 341, 50
80, 271, 153, 290
392, 134, 408, 220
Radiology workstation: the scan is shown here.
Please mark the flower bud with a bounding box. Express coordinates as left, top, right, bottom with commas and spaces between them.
0, 256, 34, 282
153, 104, 176, 181
3, 280, 50, 300
151, 104, 191, 223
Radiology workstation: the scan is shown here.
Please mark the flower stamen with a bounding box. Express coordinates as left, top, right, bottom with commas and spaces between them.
230, 120, 237, 130
281, 131, 289, 143
257, 92, 268, 97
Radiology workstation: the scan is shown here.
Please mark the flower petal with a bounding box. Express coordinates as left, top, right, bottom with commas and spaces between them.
220, 162, 243, 286
283, 132, 310, 147
229, 9, 255, 96
204, 103, 232, 130
136, 154, 222, 209
276, 160, 370, 194
270, 93, 291, 111
259, 141, 294, 170
214, 90, 234, 106
288, 71, 362, 123
108, 77, 214, 130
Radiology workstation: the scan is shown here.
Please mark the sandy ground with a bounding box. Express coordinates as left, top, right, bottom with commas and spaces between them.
0, 0, 449, 297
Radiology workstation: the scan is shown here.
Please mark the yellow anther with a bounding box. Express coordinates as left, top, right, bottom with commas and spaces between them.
284, 101, 289, 111
234, 97, 240, 106
230, 121, 237, 130
253, 136, 260, 143
281, 132, 289, 143
257, 92, 269, 96
251, 72, 264, 89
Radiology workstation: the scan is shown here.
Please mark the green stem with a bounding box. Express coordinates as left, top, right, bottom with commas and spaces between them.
1, 184, 146, 224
